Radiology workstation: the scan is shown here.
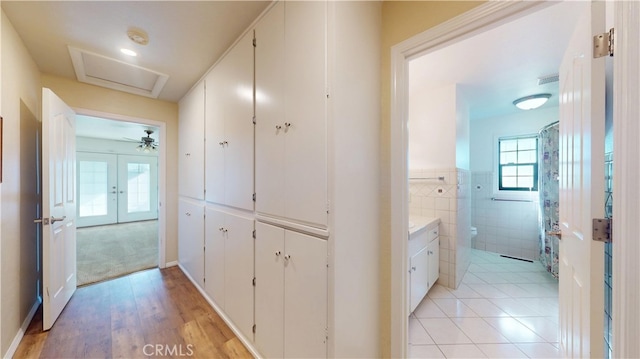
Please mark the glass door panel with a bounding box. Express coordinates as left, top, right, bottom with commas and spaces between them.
117, 155, 158, 223
77, 152, 117, 227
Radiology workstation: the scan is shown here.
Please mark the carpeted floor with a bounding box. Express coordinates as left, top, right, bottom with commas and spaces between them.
76, 220, 158, 286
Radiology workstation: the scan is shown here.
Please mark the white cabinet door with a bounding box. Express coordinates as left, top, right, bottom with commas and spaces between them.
284, 230, 328, 359
283, 1, 328, 227
409, 246, 429, 313
255, 222, 285, 359
223, 213, 255, 339
205, 67, 225, 205
179, 81, 205, 200
178, 199, 204, 288
255, 222, 327, 359
255, 1, 286, 219
427, 238, 439, 289
205, 31, 254, 211
223, 31, 254, 211
255, 1, 328, 227
204, 206, 225, 307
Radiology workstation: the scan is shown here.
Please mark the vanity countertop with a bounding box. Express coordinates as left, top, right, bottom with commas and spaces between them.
409, 216, 440, 236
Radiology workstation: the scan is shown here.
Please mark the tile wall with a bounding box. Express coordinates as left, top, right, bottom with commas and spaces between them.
409, 168, 472, 289
470, 172, 539, 260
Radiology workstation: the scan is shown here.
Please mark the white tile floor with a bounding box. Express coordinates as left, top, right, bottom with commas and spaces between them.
409, 249, 560, 358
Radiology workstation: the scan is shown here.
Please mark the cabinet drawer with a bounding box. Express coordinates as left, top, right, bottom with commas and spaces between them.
427, 225, 439, 242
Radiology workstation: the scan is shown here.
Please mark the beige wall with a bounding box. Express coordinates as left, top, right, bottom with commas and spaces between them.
1, 10, 43, 356
379, 1, 484, 355
41, 74, 179, 267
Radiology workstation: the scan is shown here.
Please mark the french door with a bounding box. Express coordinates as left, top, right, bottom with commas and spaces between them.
77, 152, 158, 227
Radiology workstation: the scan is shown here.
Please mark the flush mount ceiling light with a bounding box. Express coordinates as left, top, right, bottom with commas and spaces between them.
513, 93, 551, 110
127, 27, 149, 45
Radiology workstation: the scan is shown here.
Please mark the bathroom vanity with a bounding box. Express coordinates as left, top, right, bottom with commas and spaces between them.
408, 217, 440, 314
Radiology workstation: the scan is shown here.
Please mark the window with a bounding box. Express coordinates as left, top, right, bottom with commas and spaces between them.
498, 136, 538, 191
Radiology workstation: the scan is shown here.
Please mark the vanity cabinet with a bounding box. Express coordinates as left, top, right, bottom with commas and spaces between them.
178, 81, 205, 200
254, 221, 327, 359
205, 31, 254, 211
204, 207, 254, 340
254, 0, 328, 228
408, 219, 440, 314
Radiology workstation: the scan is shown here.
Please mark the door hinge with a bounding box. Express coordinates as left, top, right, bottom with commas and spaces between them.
253, 193, 256, 202
252, 324, 256, 333
252, 115, 256, 125
252, 277, 256, 286
46, 287, 50, 298
594, 28, 614, 58
253, 230, 256, 239
253, 38, 257, 48
593, 218, 612, 243
203, 277, 206, 283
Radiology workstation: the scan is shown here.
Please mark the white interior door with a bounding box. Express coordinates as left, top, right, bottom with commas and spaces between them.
117, 155, 158, 223
41, 88, 77, 330
558, 1, 606, 357
76, 152, 117, 227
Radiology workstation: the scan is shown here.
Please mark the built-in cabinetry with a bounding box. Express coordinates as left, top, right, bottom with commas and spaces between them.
178, 81, 205, 200
254, 222, 327, 359
408, 218, 440, 314
178, 1, 381, 357
178, 199, 204, 288
205, 31, 254, 211
204, 207, 254, 340
255, 1, 328, 228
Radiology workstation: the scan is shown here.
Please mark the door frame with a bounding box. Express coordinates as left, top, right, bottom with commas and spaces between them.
612, 3, 640, 358
389, 1, 630, 357
74, 108, 167, 268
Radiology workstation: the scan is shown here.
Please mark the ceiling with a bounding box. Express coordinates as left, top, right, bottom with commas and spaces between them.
409, 1, 586, 121
3, 1, 583, 137
1, 1, 270, 102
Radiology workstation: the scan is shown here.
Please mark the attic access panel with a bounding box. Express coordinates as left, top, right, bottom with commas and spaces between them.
69, 46, 169, 99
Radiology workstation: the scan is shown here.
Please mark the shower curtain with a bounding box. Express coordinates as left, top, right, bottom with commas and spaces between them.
539, 122, 560, 278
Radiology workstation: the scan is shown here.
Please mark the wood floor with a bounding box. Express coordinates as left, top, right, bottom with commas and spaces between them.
13, 267, 252, 358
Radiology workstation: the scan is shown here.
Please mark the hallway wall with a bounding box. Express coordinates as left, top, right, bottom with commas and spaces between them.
0, 10, 43, 357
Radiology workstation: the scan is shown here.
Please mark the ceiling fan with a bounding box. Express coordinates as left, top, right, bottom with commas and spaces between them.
124, 129, 159, 153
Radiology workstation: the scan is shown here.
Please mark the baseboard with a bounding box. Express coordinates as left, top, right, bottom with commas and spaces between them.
176, 265, 262, 358
3, 297, 41, 359
165, 260, 178, 267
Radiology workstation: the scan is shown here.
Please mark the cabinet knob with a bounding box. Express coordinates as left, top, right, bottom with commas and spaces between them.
284, 254, 291, 261
185, 153, 191, 156
219, 141, 224, 146
275, 125, 282, 130
284, 122, 291, 128
218, 227, 224, 231
223, 141, 228, 145
411, 266, 416, 272
185, 212, 191, 216
275, 251, 281, 257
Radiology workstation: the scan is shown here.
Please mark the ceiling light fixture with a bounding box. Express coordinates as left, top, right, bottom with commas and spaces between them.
513, 93, 551, 110
136, 130, 158, 153
120, 48, 137, 57
127, 28, 149, 46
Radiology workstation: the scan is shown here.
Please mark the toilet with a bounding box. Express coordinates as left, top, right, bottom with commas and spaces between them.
470, 226, 478, 247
